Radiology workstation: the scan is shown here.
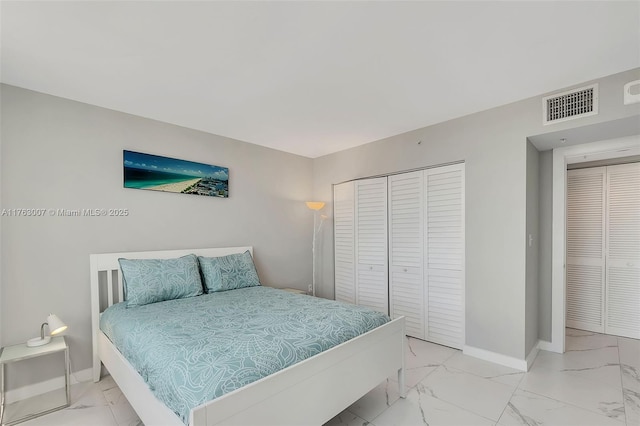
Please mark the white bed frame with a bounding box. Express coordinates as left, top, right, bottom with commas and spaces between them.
90, 246, 406, 426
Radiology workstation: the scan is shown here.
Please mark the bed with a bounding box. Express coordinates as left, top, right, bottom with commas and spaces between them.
90, 246, 406, 426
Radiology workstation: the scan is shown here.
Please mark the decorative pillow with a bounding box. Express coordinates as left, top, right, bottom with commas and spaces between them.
119, 254, 203, 307
198, 250, 261, 293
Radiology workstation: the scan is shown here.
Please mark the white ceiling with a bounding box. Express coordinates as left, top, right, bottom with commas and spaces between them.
1, 1, 638, 158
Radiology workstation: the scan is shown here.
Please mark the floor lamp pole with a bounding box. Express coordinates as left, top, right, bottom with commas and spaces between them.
312, 211, 317, 297
306, 201, 326, 297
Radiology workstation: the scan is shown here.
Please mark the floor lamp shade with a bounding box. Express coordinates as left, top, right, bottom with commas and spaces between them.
306, 201, 325, 211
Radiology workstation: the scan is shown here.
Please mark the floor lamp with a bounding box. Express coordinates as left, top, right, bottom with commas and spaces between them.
306, 201, 326, 296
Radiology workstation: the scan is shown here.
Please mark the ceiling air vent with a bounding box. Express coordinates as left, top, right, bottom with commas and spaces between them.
542, 83, 598, 125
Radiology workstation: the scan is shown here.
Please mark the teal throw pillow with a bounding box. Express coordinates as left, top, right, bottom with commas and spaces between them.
119, 254, 203, 307
198, 250, 261, 293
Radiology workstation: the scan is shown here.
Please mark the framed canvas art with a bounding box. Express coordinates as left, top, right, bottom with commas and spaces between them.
123, 150, 229, 198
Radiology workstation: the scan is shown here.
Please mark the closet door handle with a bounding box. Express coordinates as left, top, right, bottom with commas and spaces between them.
403, 268, 408, 272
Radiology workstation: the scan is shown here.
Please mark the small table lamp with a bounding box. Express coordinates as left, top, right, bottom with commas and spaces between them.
27, 314, 68, 347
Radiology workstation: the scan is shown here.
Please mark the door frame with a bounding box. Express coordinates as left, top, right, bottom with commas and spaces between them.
550, 134, 640, 353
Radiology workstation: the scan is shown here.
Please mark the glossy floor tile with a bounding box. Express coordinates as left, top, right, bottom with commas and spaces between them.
372, 383, 495, 426
4, 329, 637, 426
4, 381, 124, 426
499, 389, 625, 426
619, 336, 640, 426
418, 365, 516, 421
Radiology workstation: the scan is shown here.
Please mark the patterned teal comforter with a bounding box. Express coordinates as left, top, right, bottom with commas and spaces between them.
100, 286, 390, 424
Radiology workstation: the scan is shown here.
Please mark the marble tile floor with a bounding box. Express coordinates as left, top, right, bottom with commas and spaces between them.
5, 329, 638, 426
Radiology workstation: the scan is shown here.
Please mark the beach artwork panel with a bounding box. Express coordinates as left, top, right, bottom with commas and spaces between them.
123, 150, 229, 198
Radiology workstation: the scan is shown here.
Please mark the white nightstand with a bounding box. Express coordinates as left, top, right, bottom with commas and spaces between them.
0, 336, 70, 425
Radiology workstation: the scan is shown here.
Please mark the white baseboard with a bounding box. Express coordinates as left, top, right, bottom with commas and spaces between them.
537, 339, 554, 352
463, 341, 542, 372
463, 345, 528, 371
525, 341, 540, 370
5, 367, 93, 404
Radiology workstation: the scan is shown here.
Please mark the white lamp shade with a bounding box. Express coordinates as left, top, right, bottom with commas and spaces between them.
47, 314, 68, 335
26, 314, 68, 347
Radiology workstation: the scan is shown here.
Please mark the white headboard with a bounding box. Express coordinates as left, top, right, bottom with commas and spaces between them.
90, 246, 252, 381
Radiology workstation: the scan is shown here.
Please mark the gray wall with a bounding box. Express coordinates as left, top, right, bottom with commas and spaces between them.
314, 103, 533, 360
313, 67, 640, 361
2, 66, 638, 390
0, 87, 3, 349
0, 85, 313, 389
530, 68, 640, 346
525, 140, 539, 355
538, 150, 553, 342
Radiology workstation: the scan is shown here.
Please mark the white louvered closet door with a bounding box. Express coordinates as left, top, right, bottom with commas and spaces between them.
355, 177, 389, 314
334, 181, 356, 304
389, 171, 425, 339
605, 163, 640, 339
424, 164, 465, 349
566, 168, 606, 333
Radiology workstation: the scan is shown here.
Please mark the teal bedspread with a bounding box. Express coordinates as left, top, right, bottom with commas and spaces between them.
100, 286, 390, 424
